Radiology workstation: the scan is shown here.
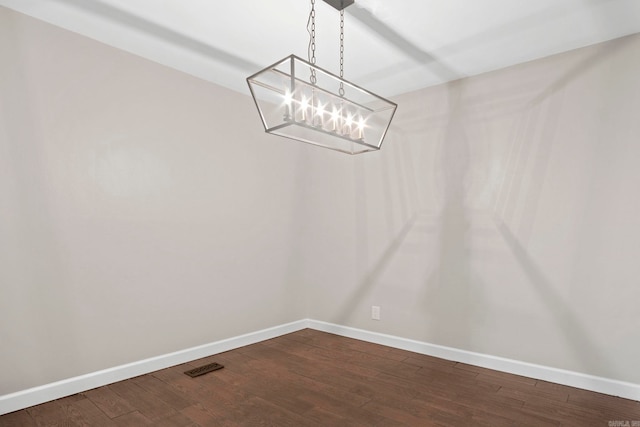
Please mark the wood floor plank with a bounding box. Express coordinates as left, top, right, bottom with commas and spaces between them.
0, 409, 36, 427
415, 364, 480, 383
259, 341, 421, 401
252, 359, 372, 408
179, 404, 226, 427
474, 368, 538, 386
26, 401, 69, 426
152, 411, 199, 427
496, 384, 570, 403
132, 375, 194, 411
2, 329, 639, 425
210, 394, 319, 427
112, 410, 153, 426
64, 397, 117, 426
84, 386, 136, 419
568, 391, 640, 414
522, 397, 606, 425
362, 397, 465, 426
108, 380, 177, 421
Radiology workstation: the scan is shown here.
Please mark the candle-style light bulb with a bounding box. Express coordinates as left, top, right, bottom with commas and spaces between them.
283, 91, 293, 120
357, 116, 365, 140
315, 101, 325, 128
345, 113, 353, 137
300, 96, 309, 122
330, 106, 340, 132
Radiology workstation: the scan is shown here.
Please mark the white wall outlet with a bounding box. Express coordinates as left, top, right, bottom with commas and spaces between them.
371, 305, 381, 320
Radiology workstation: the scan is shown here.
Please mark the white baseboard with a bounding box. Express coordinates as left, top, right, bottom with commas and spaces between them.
3, 318, 638, 416
0, 319, 309, 416
307, 320, 640, 402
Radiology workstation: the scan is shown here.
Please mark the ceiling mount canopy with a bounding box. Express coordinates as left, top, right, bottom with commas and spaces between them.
247, 0, 397, 154
322, 0, 355, 11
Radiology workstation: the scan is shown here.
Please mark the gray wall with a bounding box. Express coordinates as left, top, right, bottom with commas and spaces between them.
0, 7, 306, 395
1, 6, 639, 396
305, 33, 640, 385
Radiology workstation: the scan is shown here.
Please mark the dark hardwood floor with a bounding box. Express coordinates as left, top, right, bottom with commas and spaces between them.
2, 329, 639, 426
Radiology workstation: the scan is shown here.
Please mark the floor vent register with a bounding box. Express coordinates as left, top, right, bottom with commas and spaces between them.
184, 362, 224, 378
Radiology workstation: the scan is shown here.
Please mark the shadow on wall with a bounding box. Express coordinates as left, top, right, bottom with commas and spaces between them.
490, 35, 636, 380
338, 30, 629, 380
455, 38, 628, 375
493, 217, 611, 377
421, 80, 475, 349
433, 40, 628, 371
420, 37, 632, 359
323, 10, 633, 380
333, 211, 420, 325
494, 35, 633, 246
333, 127, 427, 325
331, 80, 476, 334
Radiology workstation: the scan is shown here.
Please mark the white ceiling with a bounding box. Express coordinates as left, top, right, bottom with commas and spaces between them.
2, 0, 640, 97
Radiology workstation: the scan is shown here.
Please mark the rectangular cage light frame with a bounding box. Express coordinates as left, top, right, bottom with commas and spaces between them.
247, 55, 397, 155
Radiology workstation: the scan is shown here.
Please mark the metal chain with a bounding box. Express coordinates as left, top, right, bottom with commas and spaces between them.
308, 0, 317, 84
339, 9, 345, 96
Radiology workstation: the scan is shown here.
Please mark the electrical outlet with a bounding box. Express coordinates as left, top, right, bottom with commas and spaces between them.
371, 305, 381, 320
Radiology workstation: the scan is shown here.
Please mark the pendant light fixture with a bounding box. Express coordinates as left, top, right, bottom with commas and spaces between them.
247, 0, 397, 154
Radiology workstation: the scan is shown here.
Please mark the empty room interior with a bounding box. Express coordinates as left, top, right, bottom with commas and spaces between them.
1, 0, 640, 425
